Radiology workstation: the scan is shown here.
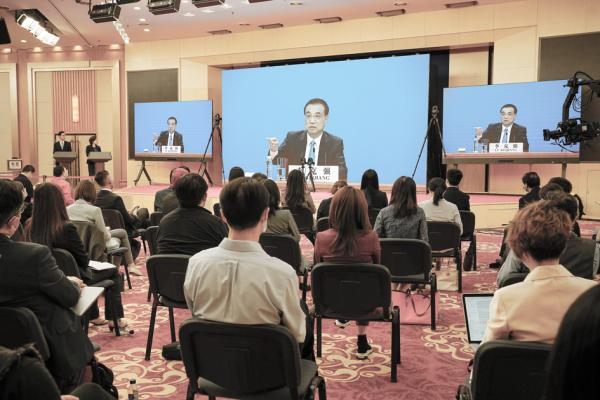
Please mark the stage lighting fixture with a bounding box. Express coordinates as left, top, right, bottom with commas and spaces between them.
0, 17, 10, 45
90, 3, 121, 23
148, 0, 181, 15
192, 0, 224, 7
15, 10, 61, 46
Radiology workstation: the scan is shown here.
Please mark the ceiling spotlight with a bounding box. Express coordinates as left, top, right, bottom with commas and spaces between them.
148, 0, 181, 15
445, 1, 478, 8
314, 16, 342, 23
201, 9, 215, 13
90, 3, 121, 23
134, 6, 141, 10
376, 9, 406, 17
139, 18, 146, 21
192, 0, 224, 7
183, 12, 195, 16
20, 39, 27, 43
143, 28, 150, 32
289, 1, 303, 5
15, 10, 61, 46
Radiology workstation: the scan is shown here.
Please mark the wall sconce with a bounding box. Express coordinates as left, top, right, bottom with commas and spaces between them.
71, 94, 79, 123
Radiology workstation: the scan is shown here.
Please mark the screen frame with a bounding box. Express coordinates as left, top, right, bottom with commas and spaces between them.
462, 293, 494, 344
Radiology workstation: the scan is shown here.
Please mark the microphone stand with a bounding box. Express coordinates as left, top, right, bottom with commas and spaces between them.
198, 114, 222, 186
305, 158, 316, 193
412, 105, 447, 180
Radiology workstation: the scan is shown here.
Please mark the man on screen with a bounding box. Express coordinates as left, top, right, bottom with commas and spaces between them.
269, 98, 347, 180
476, 104, 529, 152
155, 116, 185, 153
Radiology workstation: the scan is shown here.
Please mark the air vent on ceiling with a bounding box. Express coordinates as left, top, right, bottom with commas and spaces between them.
445, 1, 478, 8
314, 17, 342, 24
208, 29, 232, 35
376, 9, 406, 17
248, 0, 272, 3
259, 23, 283, 29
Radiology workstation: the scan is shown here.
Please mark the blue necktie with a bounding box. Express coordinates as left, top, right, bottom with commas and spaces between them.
502, 128, 509, 144
309, 140, 316, 162
168, 133, 173, 146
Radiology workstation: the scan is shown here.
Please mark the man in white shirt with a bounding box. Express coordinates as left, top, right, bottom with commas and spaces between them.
475, 104, 529, 151
184, 177, 314, 358
156, 116, 185, 153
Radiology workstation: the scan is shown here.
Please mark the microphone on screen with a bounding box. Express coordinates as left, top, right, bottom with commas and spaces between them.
307, 157, 314, 165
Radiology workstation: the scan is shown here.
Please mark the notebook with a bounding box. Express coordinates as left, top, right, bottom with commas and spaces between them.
71, 286, 104, 316
89, 260, 116, 271
462, 293, 494, 351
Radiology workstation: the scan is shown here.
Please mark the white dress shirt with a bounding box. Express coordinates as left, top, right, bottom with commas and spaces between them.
304, 132, 323, 166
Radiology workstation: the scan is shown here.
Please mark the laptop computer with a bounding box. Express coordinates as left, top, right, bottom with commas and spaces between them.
462, 293, 494, 351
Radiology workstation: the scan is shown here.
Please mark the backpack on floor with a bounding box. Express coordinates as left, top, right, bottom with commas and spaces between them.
90, 358, 118, 398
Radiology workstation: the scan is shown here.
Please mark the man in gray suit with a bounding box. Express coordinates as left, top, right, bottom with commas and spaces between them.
476, 103, 529, 152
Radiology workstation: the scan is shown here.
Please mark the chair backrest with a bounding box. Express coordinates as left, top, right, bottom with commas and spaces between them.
179, 318, 302, 398
285, 206, 314, 233
460, 211, 476, 238
427, 221, 462, 252
316, 217, 330, 233
379, 238, 432, 281
71, 220, 107, 262
150, 212, 165, 226
498, 272, 528, 288
311, 263, 391, 320
213, 203, 222, 219
146, 254, 191, 304
259, 234, 302, 273
101, 209, 125, 231
146, 226, 159, 256
51, 248, 82, 278
368, 208, 380, 227
471, 340, 551, 400
0, 307, 50, 360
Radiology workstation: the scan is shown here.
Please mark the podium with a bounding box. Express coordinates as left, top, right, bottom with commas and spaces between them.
87, 152, 112, 174
53, 151, 77, 172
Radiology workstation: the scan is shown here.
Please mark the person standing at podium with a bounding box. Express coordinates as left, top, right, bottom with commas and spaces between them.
85, 135, 101, 177
52, 131, 72, 153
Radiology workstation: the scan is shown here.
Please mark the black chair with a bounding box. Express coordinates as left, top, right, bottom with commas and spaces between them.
368, 208, 380, 227
316, 217, 330, 233
427, 221, 463, 292
101, 208, 147, 258
0, 307, 50, 361
51, 248, 121, 336
460, 211, 477, 271
150, 212, 165, 226
285, 206, 315, 244
179, 318, 326, 400
259, 233, 308, 301
311, 263, 400, 382
497, 272, 528, 288
145, 254, 191, 360
379, 238, 437, 330
213, 203, 222, 219
462, 340, 551, 400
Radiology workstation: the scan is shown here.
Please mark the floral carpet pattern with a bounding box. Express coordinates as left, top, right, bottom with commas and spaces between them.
90, 222, 600, 399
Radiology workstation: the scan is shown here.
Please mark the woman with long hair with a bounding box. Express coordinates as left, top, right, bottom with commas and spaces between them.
360, 169, 388, 210
263, 179, 300, 241
26, 183, 127, 329
374, 176, 428, 240
419, 177, 462, 234
314, 186, 381, 359
283, 169, 316, 213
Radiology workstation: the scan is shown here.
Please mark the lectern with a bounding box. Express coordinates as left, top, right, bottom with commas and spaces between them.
87, 152, 112, 174
53, 151, 77, 172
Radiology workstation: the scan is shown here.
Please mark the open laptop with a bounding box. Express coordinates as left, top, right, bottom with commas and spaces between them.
462, 293, 494, 351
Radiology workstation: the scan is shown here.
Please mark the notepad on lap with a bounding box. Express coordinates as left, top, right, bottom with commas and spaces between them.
71, 286, 104, 316
89, 260, 116, 271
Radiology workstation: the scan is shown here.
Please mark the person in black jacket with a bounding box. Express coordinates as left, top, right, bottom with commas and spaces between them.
316, 180, 347, 220
25, 183, 127, 329
444, 168, 470, 211
52, 131, 72, 153
85, 135, 101, 177
13, 164, 35, 225
519, 171, 541, 209
0, 180, 93, 392
360, 169, 388, 210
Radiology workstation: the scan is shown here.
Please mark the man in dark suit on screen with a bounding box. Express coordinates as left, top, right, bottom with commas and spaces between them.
268, 98, 347, 180
476, 103, 529, 152
52, 131, 72, 153
155, 116, 185, 153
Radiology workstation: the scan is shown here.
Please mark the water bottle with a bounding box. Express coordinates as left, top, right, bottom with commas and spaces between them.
128, 377, 139, 400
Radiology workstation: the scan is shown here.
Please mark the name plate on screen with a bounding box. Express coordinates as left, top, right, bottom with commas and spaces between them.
161, 146, 182, 154
489, 143, 524, 153
289, 165, 339, 183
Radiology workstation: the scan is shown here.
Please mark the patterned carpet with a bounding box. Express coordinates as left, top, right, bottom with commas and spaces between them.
89, 221, 599, 400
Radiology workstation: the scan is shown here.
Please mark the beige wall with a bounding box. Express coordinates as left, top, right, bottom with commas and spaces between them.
34, 71, 54, 177
0, 73, 12, 166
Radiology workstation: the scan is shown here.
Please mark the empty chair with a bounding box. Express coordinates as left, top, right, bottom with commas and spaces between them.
460, 211, 477, 271
150, 212, 165, 226
145, 254, 191, 360
285, 206, 315, 244
0, 307, 50, 361
427, 221, 463, 292
145, 226, 160, 256
316, 217, 330, 233
259, 233, 308, 300
457, 340, 551, 400
311, 263, 400, 382
379, 238, 437, 330
179, 318, 326, 400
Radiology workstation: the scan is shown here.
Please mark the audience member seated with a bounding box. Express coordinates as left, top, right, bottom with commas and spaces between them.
13, 164, 35, 223
482, 200, 596, 344
263, 179, 300, 241
497, 192, 599, 285
283, 169, 316, 213
161, 167, 190, 215
314, 186, 380, 359
251, 172, 268, 182
154, 166, 190, 213
157, 174, 227, 256
50, 165, 74, 206
67, 180, 136, 274
443, 168, 470, 211
518, 171, 541, 209
361, 169, 388, 210
316, 180, 347, 220
419, 177, 462, 234
0, 180, 93, 391
548, 176, 583, 235
94, 170, 148, 265
544, 285, 600, 400
228, 166, 245, 181
7, 180, 27, 241
0, 344, 113, 400
374, 176, 428, 241
183, 177, 313, 359
25, 183, 128, 330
